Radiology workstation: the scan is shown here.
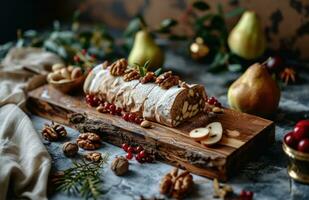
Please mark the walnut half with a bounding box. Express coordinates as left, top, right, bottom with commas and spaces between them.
123, 69, 140, 81
155, 71, 180, 89
76, 132, 101, 150
110, 58, 128, 76
140, 72, 156, 84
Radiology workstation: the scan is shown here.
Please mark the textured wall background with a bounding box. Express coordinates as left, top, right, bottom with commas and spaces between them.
78, 0, 309, 59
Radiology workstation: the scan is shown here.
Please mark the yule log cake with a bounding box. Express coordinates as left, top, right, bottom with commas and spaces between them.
83, 58, 208, 127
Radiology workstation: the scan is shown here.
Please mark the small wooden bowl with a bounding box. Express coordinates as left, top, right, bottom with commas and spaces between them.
47, 75, 86, 94
283, 142, 309, 184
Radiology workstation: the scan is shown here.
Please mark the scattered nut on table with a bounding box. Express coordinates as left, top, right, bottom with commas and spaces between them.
41, 121, 67, 141
213, 178, 234, 199
62, 142, 79, 157
111, 156, 129, 176
84, 152, 102, 162
159, 168, 194, 199
76, 132, 101, 150
140, 120, 152, 128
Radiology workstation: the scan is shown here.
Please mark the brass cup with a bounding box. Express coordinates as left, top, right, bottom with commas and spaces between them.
282, 142, 309, 184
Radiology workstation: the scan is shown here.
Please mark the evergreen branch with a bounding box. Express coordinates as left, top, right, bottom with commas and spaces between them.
55, 153, 109, 200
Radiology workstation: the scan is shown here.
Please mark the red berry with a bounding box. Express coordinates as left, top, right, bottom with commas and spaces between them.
116, 107, 122, 116
284, 132, 297, 148
128, 113, 136, 122
135, 154, 144, 163
109, 104, 116, 112
104, 103, 111, 110
207, 97, 216, 105
293, 126, 308, 141
145, 156, 153, 163
126, 152, 133, 160
74, 55, 80, 62
127, 146, 134, 153
134, 117, 142, 124
135, 146, 143, 153
266, 56, 283, 73
297, 139, 309, 153
86, 95, 100, 107
296, 120, 309, 129
122, 143, 129, 152
85, 94, 92, 104
214, 101, 221, 108
245, 191, 253, 199
122, 113, 130, 121
240, 190, 246, 196
91, 54, 96, 60
138, 150, 146, 159
81, 49, 87, 55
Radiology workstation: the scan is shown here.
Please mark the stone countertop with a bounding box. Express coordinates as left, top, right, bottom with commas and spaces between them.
30, 50, 309, 200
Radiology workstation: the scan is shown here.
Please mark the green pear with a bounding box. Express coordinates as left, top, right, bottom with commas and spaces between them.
128, 30, 164, 69
227, 63, 280, 117
228, 11, 266, 60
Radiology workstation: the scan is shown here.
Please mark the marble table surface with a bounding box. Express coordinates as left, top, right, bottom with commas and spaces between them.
30, 50, 309, 200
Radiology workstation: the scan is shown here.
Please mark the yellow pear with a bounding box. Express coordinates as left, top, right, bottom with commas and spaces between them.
128, 30, 164, 69
228, 11, 266, 60
227, 63, 280, 117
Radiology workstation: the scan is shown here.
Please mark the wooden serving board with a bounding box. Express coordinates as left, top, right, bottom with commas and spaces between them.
27, 85, 275, 181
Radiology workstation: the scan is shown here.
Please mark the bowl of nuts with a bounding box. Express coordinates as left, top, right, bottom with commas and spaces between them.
283, 120, 309, 184
47, 63, 88, 93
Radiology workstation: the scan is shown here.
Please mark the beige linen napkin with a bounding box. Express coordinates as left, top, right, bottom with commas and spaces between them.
0, 47, 63, 200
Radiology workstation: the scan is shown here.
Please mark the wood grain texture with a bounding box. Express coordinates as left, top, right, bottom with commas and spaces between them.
27, 85, 275, 181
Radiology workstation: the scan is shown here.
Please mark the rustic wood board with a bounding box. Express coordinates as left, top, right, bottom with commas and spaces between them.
27, 85, 275, 181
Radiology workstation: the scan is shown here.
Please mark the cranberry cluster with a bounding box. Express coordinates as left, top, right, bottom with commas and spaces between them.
207, 96, 222, 108
122, 113, 142, 124
122, 143, 154, 163
85, 94, 142, 124
284, 120, 309, 153
239, 190, 254, 200
74, 49, 96, 63
86, 94, 100, 107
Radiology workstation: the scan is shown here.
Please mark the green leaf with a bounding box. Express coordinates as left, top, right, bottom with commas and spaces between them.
225, 7, 245, 18
228, 64, 242, 72
160, 18, 177, 28
124, 15, 147, 37
216, 3, 223, 16
53, 21, 61, 31
143, 60, 151, 69
208, 52, 229, 72
157, 18, 178, 33
195, 14, 213, 26
192, 1, 210, 11
154, 68, 163, 76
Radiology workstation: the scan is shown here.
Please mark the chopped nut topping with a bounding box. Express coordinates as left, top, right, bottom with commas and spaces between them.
140, 72, 156, 84
155, 71, 180, 89
110, 58, 127, 76
123, 69, 140, 81
76, 132, 101, 150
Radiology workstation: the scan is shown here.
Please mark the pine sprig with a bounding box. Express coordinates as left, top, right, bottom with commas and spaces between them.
54, 153, 109, 200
